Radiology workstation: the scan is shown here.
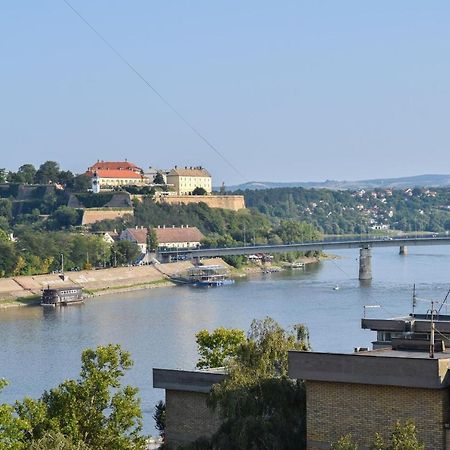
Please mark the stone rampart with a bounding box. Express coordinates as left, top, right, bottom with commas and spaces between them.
155, 195, 245, 211
81, 209, 134, 225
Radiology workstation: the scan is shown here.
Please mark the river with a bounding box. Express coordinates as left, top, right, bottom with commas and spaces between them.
1, 246, 450, 434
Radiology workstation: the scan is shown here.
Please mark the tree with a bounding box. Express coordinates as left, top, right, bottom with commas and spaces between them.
57, 170, 75, 188
196, 328, 246, 369
111, 241, 141, 265
331, 421, 425, 450
15, 344, 147, 450
147, 228, 158, 252
204, 318, 311, 450
277, 219, 321, 244
385, 420, 424, 450
29, 431, 89, 450
0, 199, 12, 224
192, 187, 207, 196
153, 400, 166, 439
17, 164, 36, 184
71, 174, 91, 192
49, 207, 80, 229
0, 379, 29, 450
0, 169, 7, 183
331, 434, 358, 450
153, 172, 165, 185
0, 241, 18, 277
35, 161, 60, 184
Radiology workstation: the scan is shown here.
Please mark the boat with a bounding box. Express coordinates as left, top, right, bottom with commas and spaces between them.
170, 265, 235, 287
41, 286, 85, 306
287, 262, 305, 269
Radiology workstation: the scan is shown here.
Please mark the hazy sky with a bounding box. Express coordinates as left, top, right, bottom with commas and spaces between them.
2, 1, 450, 184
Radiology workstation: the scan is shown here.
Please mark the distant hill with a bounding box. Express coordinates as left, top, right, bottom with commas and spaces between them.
223, 174, 450, 191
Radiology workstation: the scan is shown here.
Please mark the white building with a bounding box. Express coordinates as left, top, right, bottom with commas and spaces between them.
120, 225, 205, 253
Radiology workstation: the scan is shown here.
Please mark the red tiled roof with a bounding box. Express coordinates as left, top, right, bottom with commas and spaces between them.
125, 228, 148, 244
155, 226, 204, 244
89, 161, 141, 171
168, 167, 211, 177
123, 226, 204, 245
86, 169, 144, 179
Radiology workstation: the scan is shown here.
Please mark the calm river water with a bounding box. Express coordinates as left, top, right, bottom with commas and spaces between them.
1, 246, 450, 434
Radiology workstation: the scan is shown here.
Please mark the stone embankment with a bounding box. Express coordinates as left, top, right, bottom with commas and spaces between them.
0, 258, 225, 307
0, 256, 323, 308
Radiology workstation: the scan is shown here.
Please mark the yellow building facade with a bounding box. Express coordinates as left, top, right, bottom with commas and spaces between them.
166, 167, 212, 195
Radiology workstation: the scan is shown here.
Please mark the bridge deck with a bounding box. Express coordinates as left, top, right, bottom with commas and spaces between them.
158, 237, 450, 259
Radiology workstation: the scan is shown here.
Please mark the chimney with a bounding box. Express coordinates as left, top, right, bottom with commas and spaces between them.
172, 225, 175, 228
135, 226, 138, 229
181, 225, 184, 228
186, 224, 189, 228
163, 225, 166, 229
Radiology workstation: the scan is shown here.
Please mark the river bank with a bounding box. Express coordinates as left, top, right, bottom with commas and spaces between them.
0, 255, 326, 308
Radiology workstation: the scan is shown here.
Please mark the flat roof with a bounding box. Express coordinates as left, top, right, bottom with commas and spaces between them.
153, 368, 226, 393
288, 350, 450, 389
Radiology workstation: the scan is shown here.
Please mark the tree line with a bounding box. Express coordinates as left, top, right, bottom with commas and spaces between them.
240, 186, 450, 234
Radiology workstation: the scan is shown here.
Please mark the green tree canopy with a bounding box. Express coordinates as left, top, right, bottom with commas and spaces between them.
196, 327, 246, 369
146, 228, 158, 252
111, 240, 141, 265
204, 318, 311, 450
35, 161, 60, 184
192, 187, 207, 195
153, 172, 165, 185
14, 344, 147, 450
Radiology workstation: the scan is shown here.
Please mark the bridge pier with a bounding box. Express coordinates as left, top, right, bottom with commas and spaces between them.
359, 247, 372, 281
399, 245, 408, 256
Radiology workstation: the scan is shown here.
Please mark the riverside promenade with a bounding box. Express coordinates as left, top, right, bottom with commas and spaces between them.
0, 259, 224, 306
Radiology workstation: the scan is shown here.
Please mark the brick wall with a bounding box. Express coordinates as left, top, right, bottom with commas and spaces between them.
306, 381, 449, 449
165, 390, 222, 447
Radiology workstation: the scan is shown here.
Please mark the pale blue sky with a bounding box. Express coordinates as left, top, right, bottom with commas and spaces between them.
1, 1, 450, 184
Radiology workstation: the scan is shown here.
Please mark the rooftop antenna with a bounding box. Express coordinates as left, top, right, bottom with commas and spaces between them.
412, 284, 417, 315
427, 300, 437, 359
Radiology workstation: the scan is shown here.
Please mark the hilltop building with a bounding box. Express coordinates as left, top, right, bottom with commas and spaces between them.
166, 166, 212, 195
120, 225, 204, 253
85, 161, 148, 193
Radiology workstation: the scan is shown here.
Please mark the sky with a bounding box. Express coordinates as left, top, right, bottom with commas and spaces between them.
1, 1, 450, 185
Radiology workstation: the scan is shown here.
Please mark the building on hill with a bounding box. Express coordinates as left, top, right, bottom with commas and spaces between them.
120, 225, 204, 253
85, 160, 149, 193
120, 226, 149, 253
166, 166, 212, 195
155, 225, 204, 249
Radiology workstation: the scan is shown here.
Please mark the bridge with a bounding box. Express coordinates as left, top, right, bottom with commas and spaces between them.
157, 236, 450, 280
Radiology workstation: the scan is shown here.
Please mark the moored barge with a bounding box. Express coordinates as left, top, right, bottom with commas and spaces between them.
41, 286, 85, 306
